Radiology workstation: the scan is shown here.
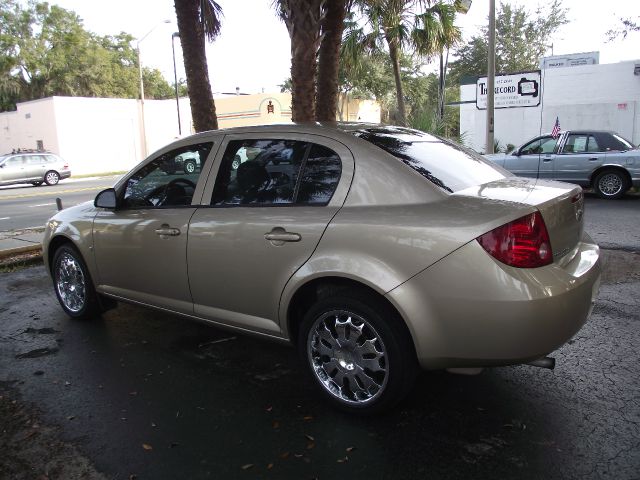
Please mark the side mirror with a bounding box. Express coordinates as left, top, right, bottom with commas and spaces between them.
95, 188, 117, 209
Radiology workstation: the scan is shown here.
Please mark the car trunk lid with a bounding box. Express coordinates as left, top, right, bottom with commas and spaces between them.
455, 177, 585, 265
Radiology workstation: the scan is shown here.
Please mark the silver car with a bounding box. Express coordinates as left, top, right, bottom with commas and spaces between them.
485, 130, 639, 199
43, 124, 601, 413
0, 151, 71, 187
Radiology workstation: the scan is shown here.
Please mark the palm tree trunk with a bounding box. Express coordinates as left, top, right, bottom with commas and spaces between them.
316, 0, 346, 122
283, 0, 323, 122
386, 37, 406, 126
174, 0, 218, 132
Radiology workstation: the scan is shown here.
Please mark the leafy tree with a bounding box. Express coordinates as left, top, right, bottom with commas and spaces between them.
173, 0, 222, 131
606, 16, 640, 41
448, 0, 568, 85
343, 0, 461, 126
0, 1, 176, 111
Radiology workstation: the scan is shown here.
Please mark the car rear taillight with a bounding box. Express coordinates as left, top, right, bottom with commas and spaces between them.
477, 211, 553, 268
63, 163, 69, 169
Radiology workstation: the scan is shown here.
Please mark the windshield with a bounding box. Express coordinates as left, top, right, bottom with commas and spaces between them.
353, 126, 508, 193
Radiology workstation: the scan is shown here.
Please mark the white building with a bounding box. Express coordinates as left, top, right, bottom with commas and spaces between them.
459, 59, 640, 152
0, 94, 380, 175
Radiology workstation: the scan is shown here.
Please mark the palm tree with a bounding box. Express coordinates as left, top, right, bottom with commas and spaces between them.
343, 0, 460, 126
316, 0, 349, 122
275, 0, 324, 122
412, 1, 461, 119
173, 0, 222, 132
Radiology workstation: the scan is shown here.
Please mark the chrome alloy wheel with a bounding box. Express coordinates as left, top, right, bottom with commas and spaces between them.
55, 252, 86, 313
307, 310, 388, 405
598, 173, 623, 197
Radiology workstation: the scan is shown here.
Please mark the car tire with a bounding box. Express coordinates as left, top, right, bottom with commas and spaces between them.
183, 160, 196, 174
31, 181, 43, 187
594, 169, 628, 199
52, 245, 100, 320
298, 288, 417, 414
44, 170, 60, 186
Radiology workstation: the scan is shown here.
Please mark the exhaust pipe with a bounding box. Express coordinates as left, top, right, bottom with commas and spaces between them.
527, 356, 555, 369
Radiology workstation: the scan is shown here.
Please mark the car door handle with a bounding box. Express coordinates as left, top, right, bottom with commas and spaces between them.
155, 224, 181, 237
589, 157, 599, 161
542, 156, 553, 162
264, 227, 301, 245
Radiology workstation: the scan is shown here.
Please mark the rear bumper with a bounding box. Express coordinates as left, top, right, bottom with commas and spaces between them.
386, 233, 601, 370
60, 170, 71, 180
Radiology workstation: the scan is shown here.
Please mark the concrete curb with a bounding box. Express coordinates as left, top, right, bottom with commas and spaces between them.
0, 243, 42, 261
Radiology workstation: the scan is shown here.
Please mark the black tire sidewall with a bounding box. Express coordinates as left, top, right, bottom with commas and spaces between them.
52, 245, 98, 320
184, 160, 196, 173
298, 292, 416, 414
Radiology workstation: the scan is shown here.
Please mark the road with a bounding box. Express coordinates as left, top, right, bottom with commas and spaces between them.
583, 191, 640, 252
0, 176, 121, 231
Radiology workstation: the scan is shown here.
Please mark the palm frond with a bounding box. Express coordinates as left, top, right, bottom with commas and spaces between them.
200, 0, 223, 41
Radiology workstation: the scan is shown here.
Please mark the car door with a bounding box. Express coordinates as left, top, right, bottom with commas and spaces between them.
0, 156, 27, 183
92, 141, 217, 314
25, 155, 46, 180
553, 133, 605, 185
505, 136, 557, 179
187, 134, 354, 335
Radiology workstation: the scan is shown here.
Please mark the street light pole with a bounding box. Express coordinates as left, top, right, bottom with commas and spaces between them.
172, 32, 182, 136
486, 0, 496, 154
136, 20, 171, 158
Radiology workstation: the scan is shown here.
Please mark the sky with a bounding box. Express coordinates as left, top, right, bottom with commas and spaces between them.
48, 0, 640, 94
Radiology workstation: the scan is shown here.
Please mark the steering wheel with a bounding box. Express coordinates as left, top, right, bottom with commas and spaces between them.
145, 178, 197, 206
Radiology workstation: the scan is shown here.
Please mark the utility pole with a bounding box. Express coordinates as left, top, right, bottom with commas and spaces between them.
485, 0, 496, 154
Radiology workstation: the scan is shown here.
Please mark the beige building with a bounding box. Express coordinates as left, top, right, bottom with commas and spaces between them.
0, 93, 380, 175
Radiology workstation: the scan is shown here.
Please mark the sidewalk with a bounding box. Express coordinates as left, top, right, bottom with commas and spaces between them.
0, 227, 45, 260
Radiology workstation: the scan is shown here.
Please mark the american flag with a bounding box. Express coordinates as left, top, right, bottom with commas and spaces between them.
551, 117, 561, 138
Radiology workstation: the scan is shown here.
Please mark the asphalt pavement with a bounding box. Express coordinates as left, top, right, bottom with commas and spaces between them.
0, 191, 638, 479
0, 250, 638, 479
0, 175, 121, 232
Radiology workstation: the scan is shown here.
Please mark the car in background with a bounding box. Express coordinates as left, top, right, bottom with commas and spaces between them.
43, 124, 600, 414
484, 130, 639, 199
0, 151, 71, 187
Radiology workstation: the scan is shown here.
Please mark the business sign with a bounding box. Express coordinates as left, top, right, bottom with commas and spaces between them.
540, 52, 599, 70
476, 71, 541, 110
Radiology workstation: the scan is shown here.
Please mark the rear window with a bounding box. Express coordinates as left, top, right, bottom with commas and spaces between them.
354, 126, 507, 193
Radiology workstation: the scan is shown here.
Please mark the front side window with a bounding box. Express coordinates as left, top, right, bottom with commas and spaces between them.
5, 156, 24, 167
211, 139, 342, 206
122, 142, 213, 209
520, 136, 557, 155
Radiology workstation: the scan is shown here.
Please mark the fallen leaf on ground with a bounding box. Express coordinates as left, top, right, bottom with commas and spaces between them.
241, 464, 253, 470
142, 443, 153, 451
346, 446, 355, 452
305, 434, 315, 441
303, 416, 313, 421
267, 463, 274, 470
279, 452, 290, 459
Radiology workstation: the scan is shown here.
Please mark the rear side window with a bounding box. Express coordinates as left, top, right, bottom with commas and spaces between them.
355, 127, 506, 193
296, 144, 342, 205
212, 139, 342, 206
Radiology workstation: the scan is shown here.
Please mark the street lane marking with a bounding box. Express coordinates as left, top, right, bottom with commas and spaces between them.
0, 186, 112, 200
29, 203, 56, 208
